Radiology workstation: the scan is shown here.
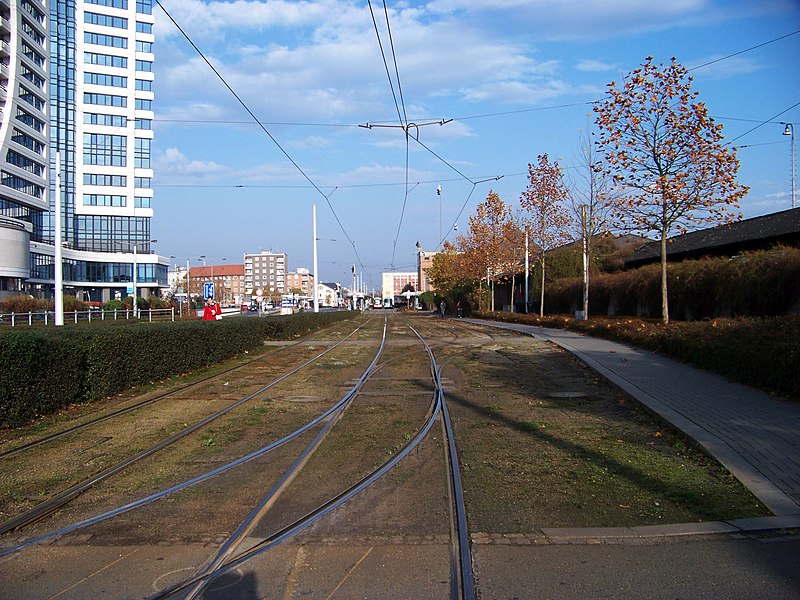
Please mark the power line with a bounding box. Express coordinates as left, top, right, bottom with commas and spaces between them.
727, 101, 800, 145
155, 0, 366, 273
689, 29, 800, 71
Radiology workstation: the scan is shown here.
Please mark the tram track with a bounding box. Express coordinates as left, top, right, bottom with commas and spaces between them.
150, 319, 475, 600
0, 318, 373, 535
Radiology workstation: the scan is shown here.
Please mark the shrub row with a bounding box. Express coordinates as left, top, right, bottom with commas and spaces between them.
0, 311, 355, 428
545, 246, 800, 319
474, 311, 799, 402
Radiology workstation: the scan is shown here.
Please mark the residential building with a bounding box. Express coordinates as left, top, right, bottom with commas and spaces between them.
318, 282, 341, 307
381, 271, 417, 300
286, 267, 314, 296
244, 251, 287, 296
0, 0, 49, 298
416, 249, 438, 293
0, 0, 168, 303
189, 263, 245, 306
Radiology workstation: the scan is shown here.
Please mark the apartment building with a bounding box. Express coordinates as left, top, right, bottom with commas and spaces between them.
189, 263, 245, 306
244, 251, 287, 296
0, 0, 49, 298
0, 0, 168, 303
381, 271, 417, 300
285, 267, 314, 296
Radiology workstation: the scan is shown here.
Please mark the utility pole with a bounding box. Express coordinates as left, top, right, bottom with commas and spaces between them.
312, 204, 319, 313
54, 152, 64, 326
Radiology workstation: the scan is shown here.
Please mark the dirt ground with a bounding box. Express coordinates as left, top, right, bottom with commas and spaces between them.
0, 312, 767, 555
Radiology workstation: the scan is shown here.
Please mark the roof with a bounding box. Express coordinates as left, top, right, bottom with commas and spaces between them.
189, 264, 245, 277
625, 207, 800, 267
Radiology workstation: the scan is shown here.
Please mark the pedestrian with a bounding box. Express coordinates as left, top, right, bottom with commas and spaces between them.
202, 297, 216, 320
214, 300, 222, 320
440, 299, 446, 317
457, 301, 463, 318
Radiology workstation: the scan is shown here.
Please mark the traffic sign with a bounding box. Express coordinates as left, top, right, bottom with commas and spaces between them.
203, 282, 214, 299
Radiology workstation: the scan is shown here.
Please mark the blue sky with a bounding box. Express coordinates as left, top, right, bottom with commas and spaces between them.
149, 0, 800, 292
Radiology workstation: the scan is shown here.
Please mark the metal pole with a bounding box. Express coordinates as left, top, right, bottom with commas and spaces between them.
581, 204, 589, 320
524, 227, 529, 314
312, 204, 319, 313
54, 152, 64, 326
132, 243, 137, 317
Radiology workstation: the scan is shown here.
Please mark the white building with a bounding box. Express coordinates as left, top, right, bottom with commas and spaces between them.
381, 271, 417, 300
244, 251, 287, 296
0, 0, 168, 303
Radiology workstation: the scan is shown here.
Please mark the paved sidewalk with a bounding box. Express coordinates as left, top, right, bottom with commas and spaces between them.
464, 318, 800, 517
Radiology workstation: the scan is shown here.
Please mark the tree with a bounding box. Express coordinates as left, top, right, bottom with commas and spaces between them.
594, 56, 748, 323
462, 191, 515, 312
519, 154, 572, 316
566, 122, 615, 319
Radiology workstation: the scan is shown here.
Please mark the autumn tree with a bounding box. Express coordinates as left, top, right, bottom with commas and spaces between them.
462, 191, 515, 312
594, 56, 748, 323
520, 154, 572, 316
427, 241, 474, 307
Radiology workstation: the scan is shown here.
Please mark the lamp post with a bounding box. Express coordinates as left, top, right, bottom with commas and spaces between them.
782, 123, 795, 209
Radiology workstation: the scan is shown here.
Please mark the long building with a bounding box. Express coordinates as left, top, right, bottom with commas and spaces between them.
0, 0, 167, 303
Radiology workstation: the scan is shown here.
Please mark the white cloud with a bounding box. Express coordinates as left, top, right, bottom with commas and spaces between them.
575, 59, 618, 72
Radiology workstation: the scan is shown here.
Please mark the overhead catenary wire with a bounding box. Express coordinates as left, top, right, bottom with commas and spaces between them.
154, 0, 366, 273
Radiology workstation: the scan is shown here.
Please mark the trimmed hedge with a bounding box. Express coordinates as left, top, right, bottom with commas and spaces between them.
474, 311, 800, 402
0, 311, 355, 428
545, 246, 800, 319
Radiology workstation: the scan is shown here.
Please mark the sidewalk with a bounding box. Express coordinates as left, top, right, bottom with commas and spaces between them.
464, 318, 800, 518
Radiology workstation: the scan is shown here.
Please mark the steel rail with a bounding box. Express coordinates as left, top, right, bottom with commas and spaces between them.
0, 321, 371, 535
154, 322, 475, 600
0, 319, 386, 558
182, 319, 389, 600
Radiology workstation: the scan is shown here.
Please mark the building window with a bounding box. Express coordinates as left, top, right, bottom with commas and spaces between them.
11, 129, 45, 154
19, 86, 45, 111
84, 92, 127, 107
21, 41, 46, 67
134, 118, 151, 130
135, 40, 153, 53
136, 21, 152, 34
84, 12, 128, 28
15, 108, 45, 133
85, 52, 128, 68
84, 173, 127, 186
86, 0, 128, 8
6, 150, 45, 176
135, 98, 152, 111
136, 0, 153, 15
83, 194, 126, 207
134, 176, 151, 188
85, 72, 128, 87
85, 32, 128, 49
135, 59, 152, 72
134, 138, 150, 168
135, 79, 152, 91
84, 113, 128, 127
134, 196, 150, 208
1, 171, 44, 198
84, 134, 127, 167
22, 19, 45, 45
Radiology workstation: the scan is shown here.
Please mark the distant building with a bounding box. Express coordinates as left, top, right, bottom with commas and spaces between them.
189, 264, 245, 305
416, 249, 438, 293
286, 267, 315, 296
382, 271, 417, 299
318, 282, 342, 307
244, 251, 287, 296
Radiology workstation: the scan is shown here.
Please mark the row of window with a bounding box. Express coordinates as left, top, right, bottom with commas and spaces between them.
82, 174, 152, 188
19, 86, 45, 111
84, 194, 126, 206
84, 94, 152, 111
5, 150, 45, 177
22, 41, 46, 68
31, 254, 167, 285
16, 108, 45, 133
11, 128, 45, 154
85, 11, 127, 29
22, 19, 45, 45
21, 0, 45, 24
1, 171, 44, 199
83, 135, 151, 168
83, 114, 152, 131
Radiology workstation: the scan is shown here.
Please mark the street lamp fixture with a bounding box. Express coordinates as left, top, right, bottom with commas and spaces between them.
782, 122, 795, 209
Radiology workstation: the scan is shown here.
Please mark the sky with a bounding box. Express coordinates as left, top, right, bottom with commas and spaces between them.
149, 0, 800, 292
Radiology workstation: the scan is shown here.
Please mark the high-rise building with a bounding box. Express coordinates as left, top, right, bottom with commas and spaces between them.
0, 0, 49, 298
0, 0, 167, 303
244, 251, 287, 297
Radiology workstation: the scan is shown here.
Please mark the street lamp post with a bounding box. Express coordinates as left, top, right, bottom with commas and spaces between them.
783, 123, 795, 209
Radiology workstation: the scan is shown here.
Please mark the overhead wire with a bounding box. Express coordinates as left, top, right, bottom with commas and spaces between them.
154, 0, 366, 273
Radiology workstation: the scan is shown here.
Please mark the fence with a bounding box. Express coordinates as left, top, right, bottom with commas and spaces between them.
0, 307, 176, 327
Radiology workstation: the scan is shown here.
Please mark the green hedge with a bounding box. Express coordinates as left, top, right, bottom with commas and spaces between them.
545, 246, 800, 319
474, 311, 799, 402
0, 311, 355, 428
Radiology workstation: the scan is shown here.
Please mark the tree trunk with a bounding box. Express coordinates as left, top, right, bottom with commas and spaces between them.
510, 272, 516, 313
539, 255, 545, 317
660, 234, 669, 324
